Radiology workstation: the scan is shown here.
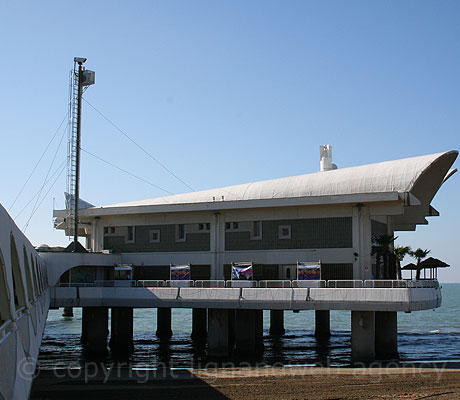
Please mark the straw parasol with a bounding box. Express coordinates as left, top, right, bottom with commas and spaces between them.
419, 257, 450, 268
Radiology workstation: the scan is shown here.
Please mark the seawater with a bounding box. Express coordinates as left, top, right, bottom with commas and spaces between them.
37, 283, 460, 369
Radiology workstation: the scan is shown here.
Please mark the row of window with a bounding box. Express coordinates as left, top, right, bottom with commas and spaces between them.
104, 221, 294, 245
0, 234, 47, 325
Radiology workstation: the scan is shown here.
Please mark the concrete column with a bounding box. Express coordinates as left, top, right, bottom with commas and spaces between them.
210, 213, 225, 279
191, 308, 207, 342
269, 310, 285, 336
81, 307, 88, 344
156, 308, 172, 340
315, 310, 331, 338
207, 309, 232, 357
62, 307, 74, 317
84, 307, 108, 355
110, 307, 134, 353
352, 205, 372, 280
375, 311, 398, 359
351, 311, 375, 362
254, 309, 264, 352
235, 309, 264, 354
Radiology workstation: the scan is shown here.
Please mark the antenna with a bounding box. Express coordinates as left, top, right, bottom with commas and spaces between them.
66, 57, 95, 251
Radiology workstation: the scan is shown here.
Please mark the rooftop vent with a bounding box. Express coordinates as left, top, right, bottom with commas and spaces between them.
320, 145, 338, 171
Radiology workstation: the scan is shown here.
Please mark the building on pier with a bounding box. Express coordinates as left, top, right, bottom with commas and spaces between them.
53, 148, 458, 283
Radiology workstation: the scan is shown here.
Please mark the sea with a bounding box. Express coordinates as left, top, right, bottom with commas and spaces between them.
36, 283, 460, 370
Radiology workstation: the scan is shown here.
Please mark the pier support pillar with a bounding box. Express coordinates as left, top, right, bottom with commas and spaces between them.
191, 308, 207, 342
351, 311, 375, 362
269, 310, 285, 336
375, 311, 398, 359
156, 308, 172, 341
81, 307, 88, 344
84, 307, 108, 355
207, 309, 232, 357
62, 307, 74, 317
315, 310, 331, 338
110, 307, 134, 353
235, 309, 264, 354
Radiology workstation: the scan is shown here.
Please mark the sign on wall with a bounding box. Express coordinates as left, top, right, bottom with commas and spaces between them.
231, 262, 253, 280
297, 261, 321, 280
170, 264, 191, 280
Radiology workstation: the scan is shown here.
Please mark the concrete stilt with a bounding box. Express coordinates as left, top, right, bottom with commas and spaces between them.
235, 309, 264, 354
351, 311, 375, 362
81, 307, 88, 345
110, 307, 134, 353
84, 307, 109, 355
375, 311, 398, 359
156, 308, 172, 340
254, 309, 264, 352
269, 310, 285, 336
191, 308, 207, 342
315, 310, 331, 338
207, 309, 232, 358
62, 307, 74, 317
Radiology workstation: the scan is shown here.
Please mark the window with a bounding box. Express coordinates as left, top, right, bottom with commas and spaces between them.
104, 227, 108, 234
251, 221, 262, 240
110, 227, 116, 234
176, 224, 186, 242
279, 225, 291, 239
198, 223, 204, 231
206, 223, 210, 231
126, 226, 135, 243
149, 230, 160, 243
233, 222, 239, 230
225, 222, 231, 230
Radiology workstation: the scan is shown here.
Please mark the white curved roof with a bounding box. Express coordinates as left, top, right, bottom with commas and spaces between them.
99, 150, 457, 209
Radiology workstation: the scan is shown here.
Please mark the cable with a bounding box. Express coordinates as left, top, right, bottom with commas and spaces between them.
8, 112, 68, 212
22, 162, 67, 232
23, 120, 68, 231
16, 158, 67, 221
81, 148, 174, 196
82, 97, 195, 192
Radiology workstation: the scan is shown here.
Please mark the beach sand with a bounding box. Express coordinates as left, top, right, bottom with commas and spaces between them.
30, 366, 460, 399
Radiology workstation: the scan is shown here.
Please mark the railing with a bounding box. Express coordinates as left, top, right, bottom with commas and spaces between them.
0, 319, 13, 341
57, 279, 440, 289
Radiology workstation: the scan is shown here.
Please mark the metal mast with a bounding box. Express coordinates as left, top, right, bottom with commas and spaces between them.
67, 57, 95, 250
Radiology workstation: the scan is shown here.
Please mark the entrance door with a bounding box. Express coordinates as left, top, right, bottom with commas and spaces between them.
282, 265, 296, 280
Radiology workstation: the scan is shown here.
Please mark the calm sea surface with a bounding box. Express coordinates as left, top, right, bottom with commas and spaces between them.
37, 283, 460, 369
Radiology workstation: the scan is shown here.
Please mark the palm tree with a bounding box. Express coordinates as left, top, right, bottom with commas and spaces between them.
372, 234, 397, 279
409, 248, 431, 280
393, 245, 411, 280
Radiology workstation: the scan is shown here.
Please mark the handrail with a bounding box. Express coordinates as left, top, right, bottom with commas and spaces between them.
57, 279, 440, 289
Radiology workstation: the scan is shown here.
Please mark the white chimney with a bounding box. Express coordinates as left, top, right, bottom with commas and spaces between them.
320, 145, 337, 171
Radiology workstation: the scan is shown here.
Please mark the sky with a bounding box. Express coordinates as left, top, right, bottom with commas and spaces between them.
0, 1, 458, 281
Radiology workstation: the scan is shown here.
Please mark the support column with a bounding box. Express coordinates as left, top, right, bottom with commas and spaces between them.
62, 307, 74, 317
235, 309, 264, 354
352, 205, 372, 280
156, 308, 172, 340
110, 307, 134, 353
191, 308, 207, 342
81, 307, 88, 344
375, 311, 398, 359
210, 213, 225, 279
207, 309, 231, 358
269, 310, 285, 336
315, 310, 331, 338
84, 307, 108, 355
351, 311, 375, 362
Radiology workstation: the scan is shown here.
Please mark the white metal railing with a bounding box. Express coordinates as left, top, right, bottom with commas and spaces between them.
0, 319, 13, 341
57, 279, 439, 289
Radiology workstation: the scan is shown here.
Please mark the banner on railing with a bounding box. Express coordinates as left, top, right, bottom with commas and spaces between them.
170, 264, 191, 280
297, 261, 321, 280
231, 262, 253, 280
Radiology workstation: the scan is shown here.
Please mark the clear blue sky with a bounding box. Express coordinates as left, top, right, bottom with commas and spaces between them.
0, 1, 458, 281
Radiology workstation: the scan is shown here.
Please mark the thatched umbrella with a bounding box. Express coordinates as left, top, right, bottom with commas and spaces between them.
419, 257, 450, 268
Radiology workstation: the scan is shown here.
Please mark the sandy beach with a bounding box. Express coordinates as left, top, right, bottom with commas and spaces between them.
31, 366, 460, 399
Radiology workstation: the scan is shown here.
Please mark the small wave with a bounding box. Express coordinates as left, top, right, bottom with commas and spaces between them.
429, 330, 441, 333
